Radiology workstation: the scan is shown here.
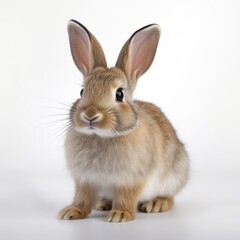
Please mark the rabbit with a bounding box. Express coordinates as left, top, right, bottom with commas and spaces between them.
59, 20, 189, 223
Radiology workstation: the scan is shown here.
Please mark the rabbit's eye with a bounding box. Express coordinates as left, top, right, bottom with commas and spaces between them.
80, 88, 84, 97
116, 88, 124, 102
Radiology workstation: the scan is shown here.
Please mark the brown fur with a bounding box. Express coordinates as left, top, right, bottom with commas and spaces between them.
59, 20, 189, 222
138, 197, 174, 213
95, 198, 112, 211
59, 181, 94, 220
107, 184, 144, 222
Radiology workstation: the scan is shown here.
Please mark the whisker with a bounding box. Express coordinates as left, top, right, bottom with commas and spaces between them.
53, 122, 74, 138
44, 106, 70, 111
46, 99, 72, 108
36, 118, 69, 129
42, 113, 70, 118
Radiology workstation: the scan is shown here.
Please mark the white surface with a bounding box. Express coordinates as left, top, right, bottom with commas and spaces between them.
0, 0, 240, 239
1, 173, 240, 240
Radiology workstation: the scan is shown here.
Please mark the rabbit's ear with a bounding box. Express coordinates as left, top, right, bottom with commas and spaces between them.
68, 20, 107, 77
116, 24, 160, 90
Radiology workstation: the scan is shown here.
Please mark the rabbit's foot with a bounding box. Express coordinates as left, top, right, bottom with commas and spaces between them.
59, 206, 88, 220
138, 197, 174, 213
95, 198, 112, 211
107, 210, 134, 222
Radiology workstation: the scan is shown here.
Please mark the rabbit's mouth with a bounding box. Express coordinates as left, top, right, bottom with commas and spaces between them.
88, 122, 95, 129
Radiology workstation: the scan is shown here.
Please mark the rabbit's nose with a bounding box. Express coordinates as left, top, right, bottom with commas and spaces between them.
81, 105, 103, 123
81, 112, 102, 123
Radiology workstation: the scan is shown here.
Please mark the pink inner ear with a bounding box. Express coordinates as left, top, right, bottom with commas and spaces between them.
68, 22, 92, 76
130, 26, 159, 78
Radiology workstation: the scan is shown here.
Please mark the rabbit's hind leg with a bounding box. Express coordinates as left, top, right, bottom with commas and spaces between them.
95, 198, 112, 211
138, 197, 174, 213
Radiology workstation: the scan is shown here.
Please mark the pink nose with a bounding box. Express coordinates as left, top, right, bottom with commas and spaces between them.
81, 112, 101, 123
83, 115, 99, 122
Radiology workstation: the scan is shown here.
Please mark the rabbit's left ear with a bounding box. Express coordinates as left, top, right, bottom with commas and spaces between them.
115, 24, 160, 90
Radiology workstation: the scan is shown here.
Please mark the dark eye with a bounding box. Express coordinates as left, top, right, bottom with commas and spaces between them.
116, 88, 124, 102
80, 88, 84, 97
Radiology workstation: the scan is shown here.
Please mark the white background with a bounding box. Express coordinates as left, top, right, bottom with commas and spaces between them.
0, 0, 240, 239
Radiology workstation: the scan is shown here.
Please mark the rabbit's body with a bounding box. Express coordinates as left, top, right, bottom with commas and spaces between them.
66, 99, 188, 202
59, 20, 189, 222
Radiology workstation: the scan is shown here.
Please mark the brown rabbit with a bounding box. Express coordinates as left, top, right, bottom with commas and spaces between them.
59, 20, 189, 222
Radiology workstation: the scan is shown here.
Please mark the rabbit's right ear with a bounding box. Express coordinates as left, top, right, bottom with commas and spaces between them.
68, 20, 107, 77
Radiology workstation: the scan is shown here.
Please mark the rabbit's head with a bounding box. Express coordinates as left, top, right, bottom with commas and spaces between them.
68, 20, 160, 137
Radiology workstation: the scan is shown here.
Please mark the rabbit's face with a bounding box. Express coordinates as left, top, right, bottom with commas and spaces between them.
70, 67, 138, 137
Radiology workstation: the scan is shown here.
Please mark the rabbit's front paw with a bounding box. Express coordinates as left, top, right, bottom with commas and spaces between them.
58, 206, 87, 220
107, 210, 134, 222
138, 197, 174, 213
